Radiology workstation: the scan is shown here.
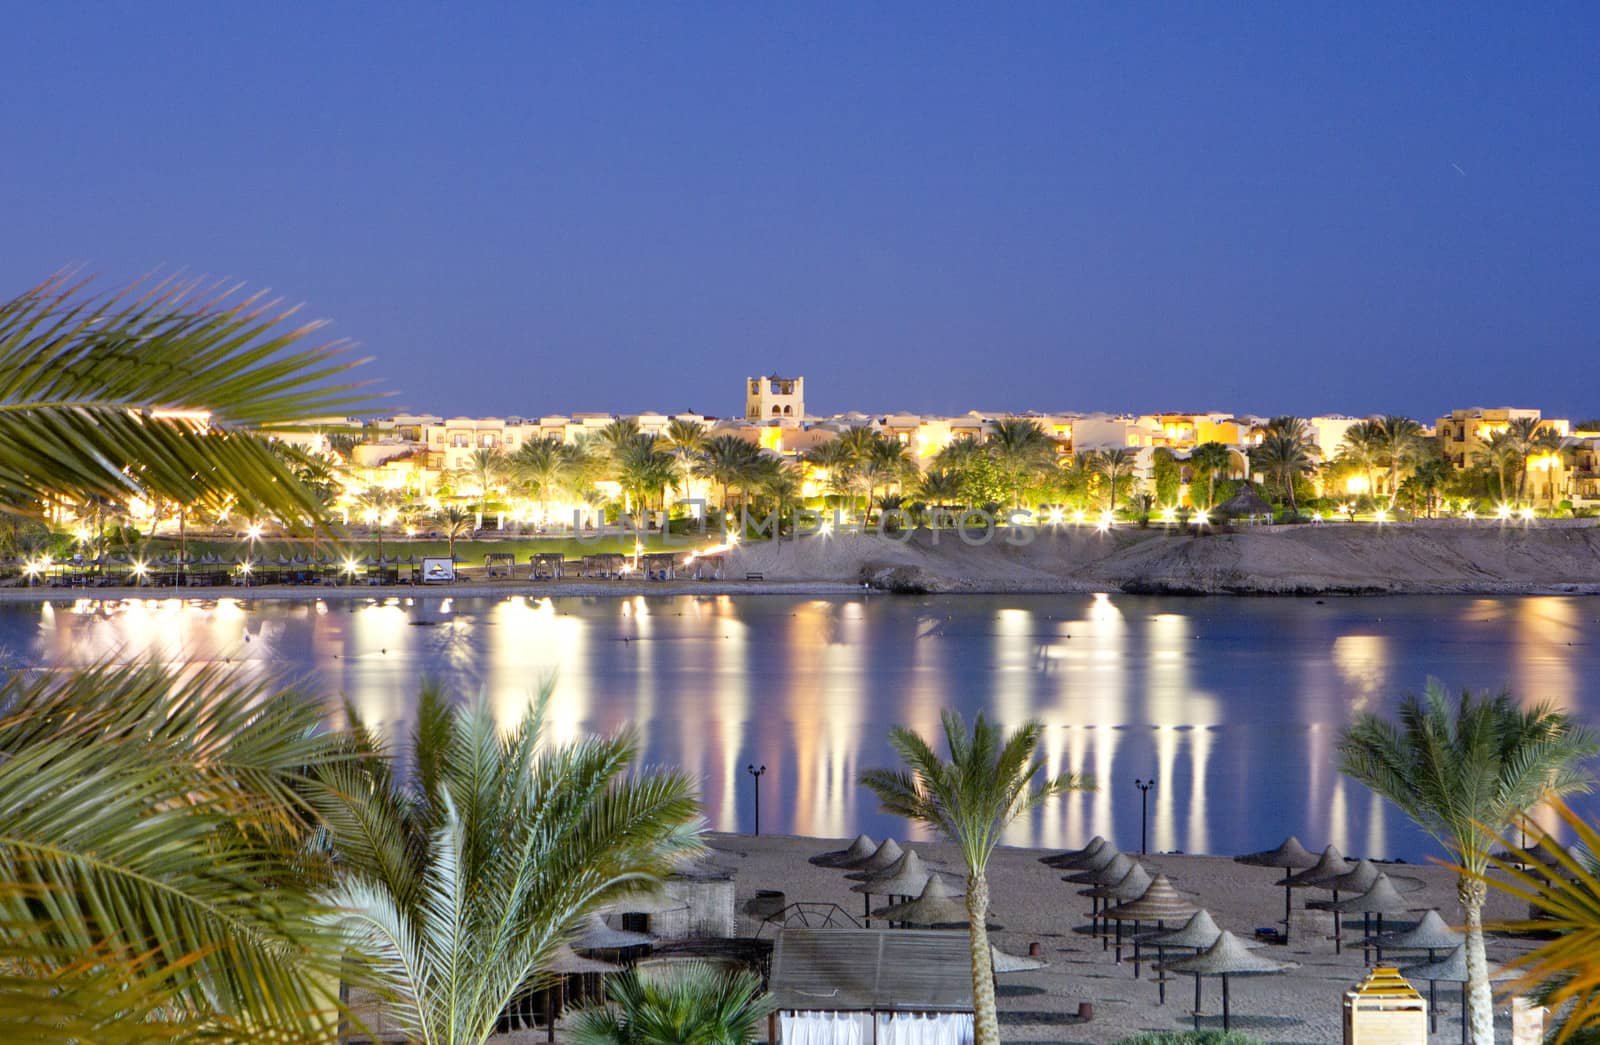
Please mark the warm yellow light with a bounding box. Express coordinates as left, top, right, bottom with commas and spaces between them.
1496, 503, 1513, 520
239, 561, 253, 574
1520, 507, 1536, 521
818, 519, 833, 537
1345, 476, 1369, 495
1191, 510, 1209, 526
1071, 509, 1086, 524
1160, 507, 1177, 524
343, 558, 360, 573
1047, 508, 1065, 526
131, 560, 148, 576
1463, 509, 1476, 520
1374, 509, 1390, 523
245, 523, 263, 541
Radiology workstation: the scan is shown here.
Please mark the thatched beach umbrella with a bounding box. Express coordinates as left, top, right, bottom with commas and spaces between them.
1280, 845, 1352, 889
1215, 484, 1275, 519
1086, 864, 1154, 961
1041, 835, 1109, 869
1068, 852, 1134, 950
1159, 930, 1298, 1033
1400, 944, 1516, 1045
850, 850, 941, 924
1306, 859, 1423, 954
1235, 836, 1319, 942
539, 945, 622, 1043
990, 944, 1047, 973
811, 833, 877, 868
1104, 874, 1200, 998
872, 874, 1000, 930
1376, 910, 1462, 1034
841, 837, 903, 876
1328, 873, 1415, 964
572, 913, 653, 953
1139, 910, 1260, 1014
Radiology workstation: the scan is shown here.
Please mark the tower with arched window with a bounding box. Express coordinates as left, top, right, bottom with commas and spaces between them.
745, 374, 805, 423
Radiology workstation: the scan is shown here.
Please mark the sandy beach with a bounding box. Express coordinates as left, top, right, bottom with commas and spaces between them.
692, 831, 1539, 1045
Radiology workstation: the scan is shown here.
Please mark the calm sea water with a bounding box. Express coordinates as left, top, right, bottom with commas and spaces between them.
8, 593, 1598, 861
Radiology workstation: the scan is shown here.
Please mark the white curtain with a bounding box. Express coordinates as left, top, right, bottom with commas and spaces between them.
780, 1010, 869, 1045
874, 1012, 975, 1045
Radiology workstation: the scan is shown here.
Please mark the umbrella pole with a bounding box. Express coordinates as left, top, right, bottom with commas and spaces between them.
1374, 913, 1384, 964
1115, 918, 1124, 964
1156, 941, 1167, 1005
1192, 974, 1202, 1031
1131, 920, 1142, 977
1427, 951, 1439, 1034
1222, 974, 1231, 1032
1332, 899, 1343, 956
1361, 912, 1372, 965
1282, 875, 1293, 942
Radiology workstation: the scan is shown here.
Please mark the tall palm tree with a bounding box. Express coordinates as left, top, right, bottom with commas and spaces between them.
438, 504, 473, 560
696, 435, 762, 516
0, 273, 368, 529
570, 962, 774, 1045
803, 438, 858, 515
1475, 430, 1521, 505
1249, 434, 1316, 511
861, 711, 1092, 1045
918, 468, 964, 515
1336, 420, 1384, 500
357, 486, 403, 561
1338, 683, 1598, 1044
988, 418, 1056, 509
1502, 417, 1564, 506
0, 662, 352, 1042
1187, 442, 1233, 508
660, 418, 708, 501
616, 434, 677, 529
1373, 415, 1426, 506
468, 448, 506, 514
314, 683, 703, 1045
511, 436, 578, 523
1093, 448, 1138, 512
597, 417, 643, 459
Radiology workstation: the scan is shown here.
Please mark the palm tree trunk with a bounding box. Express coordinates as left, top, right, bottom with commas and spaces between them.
1459, 876, 1495, 1044
1206, 471, 1216, 509
966, 873, 999, 1045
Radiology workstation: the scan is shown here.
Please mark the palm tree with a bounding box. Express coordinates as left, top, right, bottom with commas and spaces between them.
598, 417, 643, 459
1093, 448, 1138, 512
0, 662, 352, 1042
468, 448, 506, 514
1373, 415, 1426, 506
357, 486, 403, 562
1249, 434, 1316, 512
696, 435, 762, 516
859, 436, 914, 519
0, 272, 368, 530
315, 683, 703, 1045
511, 435, 578, 523
804, 439, 858, 514
751, 457, 802, 532
1338, 682, 1598, 1044
1475, 430, 1521, 505
988, 418, 1055, 509
1187, 442, 1233, 508
1336, 420, 1384, 500
570, 962, 774, 1045
918, 468, 964, 515
861, 711, 1092, 1045
438, 504, 473, 560
660, 418, 708, 501
1503, 417, 1564, 506
1473, 797, 1600, 1042
616, 434, 677, 529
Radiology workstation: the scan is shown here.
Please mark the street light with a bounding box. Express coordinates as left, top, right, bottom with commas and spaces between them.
746, 764, 767, 836
1135, 778, 1156, 855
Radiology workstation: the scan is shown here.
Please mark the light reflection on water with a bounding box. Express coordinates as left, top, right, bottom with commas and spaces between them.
6, 593, 1598, 862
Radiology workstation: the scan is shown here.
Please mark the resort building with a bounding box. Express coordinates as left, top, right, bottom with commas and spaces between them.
1434, 407, 1569, 468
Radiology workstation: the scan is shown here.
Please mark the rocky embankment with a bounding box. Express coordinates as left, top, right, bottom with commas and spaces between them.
726, 522, 1600, 595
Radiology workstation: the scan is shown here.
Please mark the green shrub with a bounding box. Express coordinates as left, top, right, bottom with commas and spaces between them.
1113, 1033, 1264, 1045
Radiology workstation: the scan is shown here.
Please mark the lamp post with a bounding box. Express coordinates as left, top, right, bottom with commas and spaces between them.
746, 764, 767, 836
1135, 778, 1155, 855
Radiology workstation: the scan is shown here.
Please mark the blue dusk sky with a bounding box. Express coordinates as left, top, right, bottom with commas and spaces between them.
4, 4, 1597, 420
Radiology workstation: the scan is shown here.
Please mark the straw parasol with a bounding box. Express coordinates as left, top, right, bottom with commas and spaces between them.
1400, 944, 1516, 1045
1279, 845, 1352, 888
1068, 852, 1134, 952
1327, 873, 1415, 964
851, 850, 936, 896
572, 913, 653, 953
1060, 844, 1123, 879
990, 944, 1047, 973
811, 833, 877, 868
1139, 910, 1260, 1013
1087, 865, 1153, 962
841, 838, 904, 877
1041, 835, 1109, 869
1159, 930, 1298, 1033
539, 945, 622, 1043
1235, 836, 1319, 943
1311, 858, 1425, 897
1104, 875, 1201, 999
1375, 911, 1462, 1035
873, 875, 1001, 930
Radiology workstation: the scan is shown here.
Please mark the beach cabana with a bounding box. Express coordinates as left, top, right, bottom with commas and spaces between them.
483, 551, 517, 578
769, 928, 974, 1045
641, 552, 677, 580
1234, 836, 1318, 942
529, 553, 565, 580
1215, 484, 1275, 521
1158, 930, 1298, 1033
811, 834, 877, 869
579, 553, 626, 579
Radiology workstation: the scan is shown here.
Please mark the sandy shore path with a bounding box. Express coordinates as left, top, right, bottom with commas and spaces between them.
698, 832, 1539, 1045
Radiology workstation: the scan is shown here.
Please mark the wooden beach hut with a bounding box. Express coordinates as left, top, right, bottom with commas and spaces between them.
530, 553, 565, 580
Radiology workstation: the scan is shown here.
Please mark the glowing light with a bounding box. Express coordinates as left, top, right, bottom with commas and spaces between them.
1191, 510, 1209, 527
1464, 509, 1477, 520
245, 523, 263, 542
342, 558, 360, 574
1520, 507, 1536, 521
818, 519, 833, 537
1496, 503, 1513, 521
1071, 509, 1086, 524
1160, 507, 1177, 524
1374, 509, 1390, 523
1311, 511, 1323, 522
130, 559, 148, 578
1047, 507, 1065, 526
1099, 510, 1115, 526
238, 560, 253, 575
1345, 475, 1370, 495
